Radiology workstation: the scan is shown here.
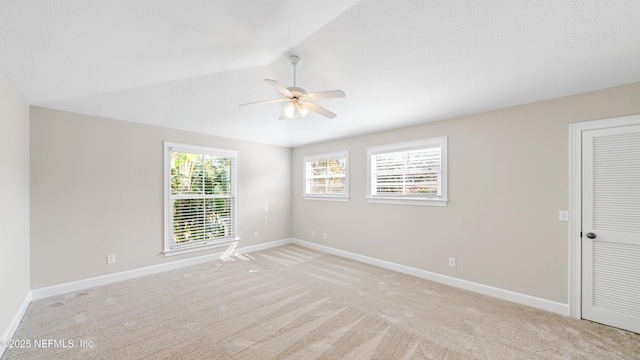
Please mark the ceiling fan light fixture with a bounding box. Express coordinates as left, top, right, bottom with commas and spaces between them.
283, 102, 296, 118
296, 101, 309, 117
284, 100, 309, 119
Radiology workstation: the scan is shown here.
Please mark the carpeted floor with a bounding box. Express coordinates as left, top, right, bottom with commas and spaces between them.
3, 244, 640, 359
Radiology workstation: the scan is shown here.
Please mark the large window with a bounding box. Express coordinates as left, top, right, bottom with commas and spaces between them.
164, 142, 238, 256
367, 137, 447, 206
303, 151, 349, 201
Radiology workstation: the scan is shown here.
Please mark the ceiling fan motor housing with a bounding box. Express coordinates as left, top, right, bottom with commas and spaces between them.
287, 86, 307, 99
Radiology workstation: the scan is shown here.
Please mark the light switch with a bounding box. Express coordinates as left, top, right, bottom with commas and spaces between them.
559, 210, 569, 222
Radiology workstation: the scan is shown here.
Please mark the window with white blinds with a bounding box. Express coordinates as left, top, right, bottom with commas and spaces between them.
367, 137, 448, 206
164, 142, 238, 256
303, 151, 349, 201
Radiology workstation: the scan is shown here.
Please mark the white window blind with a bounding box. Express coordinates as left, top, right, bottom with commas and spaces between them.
303, 151, 349, 201
367, 137, 447, 206
164, 143, 238, 255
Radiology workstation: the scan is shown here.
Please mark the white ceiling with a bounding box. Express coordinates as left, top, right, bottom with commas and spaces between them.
1, 0, 640, 147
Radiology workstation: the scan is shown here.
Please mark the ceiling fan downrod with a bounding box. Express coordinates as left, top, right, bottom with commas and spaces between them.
290, 55, 300, 87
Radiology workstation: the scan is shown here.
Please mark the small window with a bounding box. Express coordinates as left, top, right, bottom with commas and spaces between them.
367, 137, 448, 206
303, 151, 349, 201
164, 142, 238, 256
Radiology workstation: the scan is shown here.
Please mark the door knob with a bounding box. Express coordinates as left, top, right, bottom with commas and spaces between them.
586, 232, 596, 239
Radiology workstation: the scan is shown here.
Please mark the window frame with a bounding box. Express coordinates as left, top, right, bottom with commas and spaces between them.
163, 142, 239, 256
366, 137, 448, 206
303, 150, 349, 202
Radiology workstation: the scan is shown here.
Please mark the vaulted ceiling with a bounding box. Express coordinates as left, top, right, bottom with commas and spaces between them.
1, 0, 639, 147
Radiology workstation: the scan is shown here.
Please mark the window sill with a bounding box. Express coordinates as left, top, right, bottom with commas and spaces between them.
163, 237, 240, 257
304, 195, 350, 202
366, 197, 448, 207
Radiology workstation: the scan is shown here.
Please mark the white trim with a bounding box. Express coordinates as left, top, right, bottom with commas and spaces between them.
164, 142, 237, 157
303, 150, 348, 162
292, 238, 569, 316
12, 234, 573, 349
367, 138, 443, 154
568, 114, 640, 319
366, 197, 448, 206
234, 238, 292, 253
303, 195, 350, 202
366, 136, 448, 206
31, 239, 292, 300
164, 141, 240, 256
568, 123, 582, 319
0, 291, 31, 358
163, 237, 240, 257
303, 150, 349, 200
29, 236, 569, 314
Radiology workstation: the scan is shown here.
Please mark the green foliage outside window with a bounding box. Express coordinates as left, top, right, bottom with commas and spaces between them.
170, 152, 233, 244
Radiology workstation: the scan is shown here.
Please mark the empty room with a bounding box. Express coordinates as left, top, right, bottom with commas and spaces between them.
1, 0, 640, 359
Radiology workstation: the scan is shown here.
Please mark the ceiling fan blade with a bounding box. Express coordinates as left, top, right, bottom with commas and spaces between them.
264, 79, 292, 95
238, 98, 286, 107
307, 90, 345, 100
303, 101, 337, 119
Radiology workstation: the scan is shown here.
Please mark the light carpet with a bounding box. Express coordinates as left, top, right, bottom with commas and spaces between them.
3, 244, 640, 359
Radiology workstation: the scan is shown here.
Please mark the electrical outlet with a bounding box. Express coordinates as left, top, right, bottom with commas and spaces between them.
448, 257, 456, 267
323, 233, 327, 240
107, 255, 116, 265
254, 232, 259, 238
311, 230, 315, 236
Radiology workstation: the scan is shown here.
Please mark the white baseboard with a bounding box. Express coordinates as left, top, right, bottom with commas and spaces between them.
22, 236, 567, 341
1, 291, 31, 358
31, 238, 292, 301
235, 238, 292, 255
291, 238, 569, 316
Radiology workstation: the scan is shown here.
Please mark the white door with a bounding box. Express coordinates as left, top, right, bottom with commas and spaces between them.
582, 124, 640, 333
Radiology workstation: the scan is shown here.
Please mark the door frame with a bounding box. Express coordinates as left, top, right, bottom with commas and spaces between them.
568, 114, 640, 319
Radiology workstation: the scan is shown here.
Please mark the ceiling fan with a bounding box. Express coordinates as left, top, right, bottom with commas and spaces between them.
239, 55, 345, 119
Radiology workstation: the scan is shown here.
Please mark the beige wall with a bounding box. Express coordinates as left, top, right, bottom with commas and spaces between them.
0, 69, 30, 336
30, 107, 291, 288
16, 81, 640, 309
292, 82, 640, 304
